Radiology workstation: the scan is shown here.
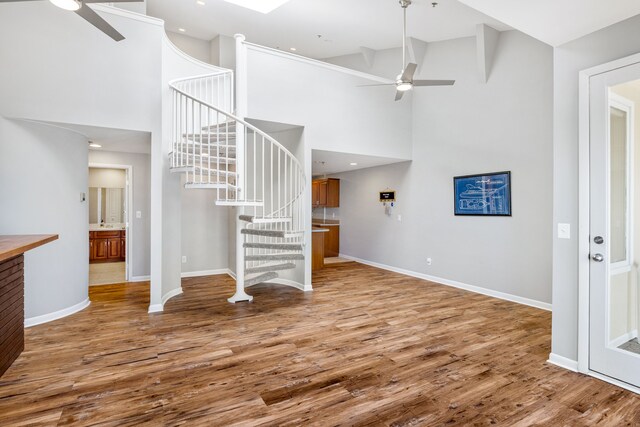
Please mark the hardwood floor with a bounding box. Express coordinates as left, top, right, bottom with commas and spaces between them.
1, 262, 640, 426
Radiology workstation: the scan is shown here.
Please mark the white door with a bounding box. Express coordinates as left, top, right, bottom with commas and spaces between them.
589, 62, 640, 387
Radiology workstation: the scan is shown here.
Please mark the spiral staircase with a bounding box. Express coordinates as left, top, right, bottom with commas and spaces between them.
169, 70, 306, 303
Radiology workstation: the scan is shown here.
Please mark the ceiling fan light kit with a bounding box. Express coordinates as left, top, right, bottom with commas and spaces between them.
49, 0, 80, 10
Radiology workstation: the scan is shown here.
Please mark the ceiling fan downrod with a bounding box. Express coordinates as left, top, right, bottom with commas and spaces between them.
399, 0, 412, 72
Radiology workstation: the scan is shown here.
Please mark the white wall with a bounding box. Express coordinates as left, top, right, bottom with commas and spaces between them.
166, 31, 211, 64
244, 46, 413, 161
211, 34, 236, 69
115, 1, 147, 15
89, 168, 126, 188
552, 14, 640, 362
89, 150, 152, 279
0, 118, 89, 321
181, 185, 229, 274
328, 30, 553, 306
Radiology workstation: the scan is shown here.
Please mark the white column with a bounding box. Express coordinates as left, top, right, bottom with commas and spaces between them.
228, 211, 253, 303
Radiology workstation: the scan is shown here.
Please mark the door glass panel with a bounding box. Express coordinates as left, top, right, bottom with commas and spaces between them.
608, 86, 637, 357
610, 105, 628, 264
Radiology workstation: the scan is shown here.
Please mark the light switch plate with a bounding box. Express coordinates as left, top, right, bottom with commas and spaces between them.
136, 211, 142, 219
558, 223, 571, 239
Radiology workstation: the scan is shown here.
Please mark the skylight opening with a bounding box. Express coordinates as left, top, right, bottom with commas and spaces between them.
222, 0, 290, 14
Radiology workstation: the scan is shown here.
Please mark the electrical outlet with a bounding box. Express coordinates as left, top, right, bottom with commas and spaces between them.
426, 258, 432, 266
397, 214, 402, 222
181, 256, 187, 263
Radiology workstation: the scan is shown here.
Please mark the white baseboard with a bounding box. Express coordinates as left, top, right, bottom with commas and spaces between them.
148, 286, 184, 314
262, 278, 305, 291
130, 275, 151, 282
161, 286, 183, 306
610, 330, 638, 348
25, 298, 91, 327
148, 304, 163, 314
182, 269, 230, 278
339, 253, 551, 311
547, 353, 579, 372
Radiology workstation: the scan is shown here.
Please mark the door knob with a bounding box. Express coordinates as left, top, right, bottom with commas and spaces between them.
592, 253, 604, 262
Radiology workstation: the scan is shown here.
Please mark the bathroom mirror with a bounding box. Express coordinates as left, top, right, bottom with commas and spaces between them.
89, 187, 125, 225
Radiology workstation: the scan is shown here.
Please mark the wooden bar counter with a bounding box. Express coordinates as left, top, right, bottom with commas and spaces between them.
0, 235, 58, 377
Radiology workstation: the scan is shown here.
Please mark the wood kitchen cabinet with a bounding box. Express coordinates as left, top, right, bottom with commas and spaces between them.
312, 178, 340, 208
89, 230, 125, 263
323, 226, 340, 258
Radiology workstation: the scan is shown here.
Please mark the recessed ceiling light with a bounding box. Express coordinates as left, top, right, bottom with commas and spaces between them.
350, 162, 358, 166
49, 0, 80, 11
89, 142, 102, 148
290, 47, 297, 52
222, 0, 291, 14
196, 0, 205, 4
178, 28, 186, 32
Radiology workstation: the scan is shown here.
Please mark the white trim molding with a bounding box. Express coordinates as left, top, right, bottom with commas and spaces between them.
148, 286, 184, 314
339, 254, 551, 311
130, 275, 151, 282
243, 41, 394, 84
148, 304, 163, 314
547, 353, 579, 372
161, 287, 183, 306
25, 298, 90, 327
181, 269, 230, 278
610, 330, 639, 349
263, 278, 306, 291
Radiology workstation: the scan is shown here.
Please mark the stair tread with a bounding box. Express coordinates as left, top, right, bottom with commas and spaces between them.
246, 253, 305, 261
246, 263, 296, 274
243, 242, 303, 250
241, 228, 286, 238
239, 215, 292, 224
202, 122, 237, 131
245, 271, 278, 287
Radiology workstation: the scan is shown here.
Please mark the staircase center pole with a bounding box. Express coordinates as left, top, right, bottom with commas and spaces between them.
228, 34, 252, 303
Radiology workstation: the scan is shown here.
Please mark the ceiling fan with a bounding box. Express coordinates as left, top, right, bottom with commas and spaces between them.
0, 0, 142, 41
363, 0, 455, 101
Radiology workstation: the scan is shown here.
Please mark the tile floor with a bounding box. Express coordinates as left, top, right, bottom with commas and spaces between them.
89, 262, 126, 286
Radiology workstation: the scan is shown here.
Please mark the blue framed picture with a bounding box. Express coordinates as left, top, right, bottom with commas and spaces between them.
453, 171, 511, 216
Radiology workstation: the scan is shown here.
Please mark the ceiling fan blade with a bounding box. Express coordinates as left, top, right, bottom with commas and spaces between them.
413, 80, 455, 86
400, 63, 417, 82
395, 90, 405, 101
357, 83, 395, 87
75, 4, 124, 41
82, 0, 142, 3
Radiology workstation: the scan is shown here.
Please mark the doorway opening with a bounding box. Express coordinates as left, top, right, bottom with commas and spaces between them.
88, 164, 132, 285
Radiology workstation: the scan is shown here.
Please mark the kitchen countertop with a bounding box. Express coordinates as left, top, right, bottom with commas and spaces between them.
90, 224, 126, 231
312, 227, 329, 233
0, 235, 58, 263
311, 219, 340, 227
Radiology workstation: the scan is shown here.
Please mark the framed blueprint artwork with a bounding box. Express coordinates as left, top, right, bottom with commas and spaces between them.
453, 171, 511, 216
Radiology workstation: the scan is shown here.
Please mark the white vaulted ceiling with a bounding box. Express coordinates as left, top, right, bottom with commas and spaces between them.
457, 0, 640, 46
147, 0, 511, 58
